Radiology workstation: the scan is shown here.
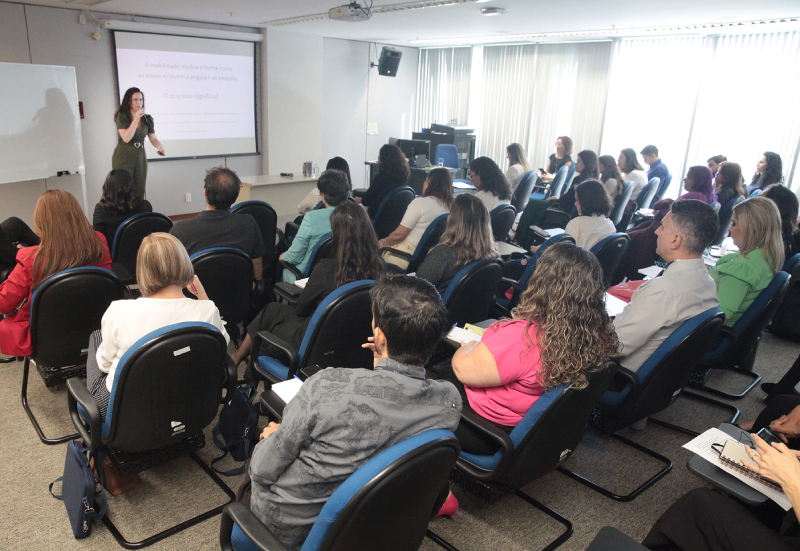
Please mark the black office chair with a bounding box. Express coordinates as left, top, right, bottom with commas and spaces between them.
511, 171, 536, 211
279, 233, 333, 283
220, 429, 460, 551
689, 271, 791, 398
67, 322, 237, 548
557, 309, 726, 501
590, 233, 630, 288
650, 174, 673, 207
489, 204, 517, 242
441, 259, 503, 327
428, 364, 616, 551
769, 254, 800, 339
190, 247, 254, 344
373, 186, 416, 239
635, 178, 659, 211
111, 212, 173, 284
381, 213, 448, 274
609, 182, 635, 227
231, 200, 282, 283
712, 195, 745, 246
22, 267, 126, 445
249, 280, 375, 387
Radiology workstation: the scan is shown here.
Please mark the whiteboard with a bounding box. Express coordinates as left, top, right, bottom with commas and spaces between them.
0, 62, 86, 185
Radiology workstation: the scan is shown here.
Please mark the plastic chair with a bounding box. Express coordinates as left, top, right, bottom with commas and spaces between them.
220, 429, 460, 551
558, 309, 726, 501
429, 364, 616, 551
511, 171, 536, 212
280, 233, 334, 282
67, 322, 237, 548
650, 174, 672, 207
609, 182, 634, 227
590, 233, 630, 288
489, 204, 516, 242
249, 281, 375, 385
713, 194, 745, 246
230, 200, 282, 272
635, 178, 659, 210
373, 186, 416, 239
381, 213, 448, 274
434, 144, 459, 169
22, 267, 126, 445
442, 259, 503, 327
689, 271, 791, 399
111, 212, 173, 284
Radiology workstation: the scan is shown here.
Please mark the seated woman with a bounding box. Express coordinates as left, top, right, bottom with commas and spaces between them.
281, 169, 350, 283
707, 154, 727, 176
468, 156, 512, 213
88, 233, 228, 420
678, 165, 716, 204
746, 151, 783, 195
714, 162, 746, 207
618, 148, 649, 200
297, 156, 351, 215
505, 143, 531, 193
564, 180, 616, 250
763, 183, 799, 260
710, 196, 784, 326
357, 144, 410, 219
598, 155, 625, 201
0, 190, 112, 358
92, 169, 153, 247
380, 168, 453, 269
232, 202, 384, 366
438, 243, 618, 455
538, 136, 573, 183
416, 194, 498, 294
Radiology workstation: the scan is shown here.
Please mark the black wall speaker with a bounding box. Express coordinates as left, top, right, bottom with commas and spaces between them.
377, 47, 402, 77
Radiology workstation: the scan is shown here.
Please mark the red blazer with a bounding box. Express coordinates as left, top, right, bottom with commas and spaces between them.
0, 232, 112, 357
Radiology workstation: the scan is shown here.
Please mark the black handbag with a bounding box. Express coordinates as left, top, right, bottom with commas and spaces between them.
50, 440, 107, 539
211, 382, 259, 476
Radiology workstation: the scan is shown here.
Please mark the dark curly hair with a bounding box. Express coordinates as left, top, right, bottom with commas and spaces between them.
99, 169, 138, 215
330, 202, 384, 288
469, 156, 511, 200
751, 151, 783, 190
378, 144, 411, 183
576, 180, 612, 216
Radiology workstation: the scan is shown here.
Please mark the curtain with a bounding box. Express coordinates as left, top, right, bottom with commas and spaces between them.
687, 32, 800, 190
414, 47, 472, 130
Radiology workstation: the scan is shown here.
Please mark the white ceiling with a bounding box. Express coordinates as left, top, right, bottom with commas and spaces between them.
11, 0, 800, 46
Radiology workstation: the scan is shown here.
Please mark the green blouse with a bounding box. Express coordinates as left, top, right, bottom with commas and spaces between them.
114, 113, 154, 145
709, 248, 775, 325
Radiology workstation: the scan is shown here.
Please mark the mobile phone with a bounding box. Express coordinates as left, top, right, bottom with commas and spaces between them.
756, 428, 781, 446
157, 151, 165, 157
299, 364, 322, 381
539, 168, 546, 174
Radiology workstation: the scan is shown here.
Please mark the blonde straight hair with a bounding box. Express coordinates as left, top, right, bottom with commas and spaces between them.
733, 196, 785, 273
436, 194, 498, 268
507, 143, 531, 172
136, 233, 195, 297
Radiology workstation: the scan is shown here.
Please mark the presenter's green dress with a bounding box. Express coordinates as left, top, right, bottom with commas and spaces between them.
112, 113, 154, 198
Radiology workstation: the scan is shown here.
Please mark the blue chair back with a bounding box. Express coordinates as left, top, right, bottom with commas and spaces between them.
562, 164, 577, 198
304, 232, 334, 278
590, 233, 630, 288
609, 182, 634, 225
111, 212, 173, 277
636, 178, 659, 209
373, 186, 415, 239
512, 171, 537, 211
518, 234, 577, 290
711, 201, 721, 213
409, 213, 449, 271
749, 188, 763, 197
190, 247, 253, 327
489, 204, 516, 242
549, 166, 569, 199
230, 200, 279, 263
651, 174, 672, 207
713, 194, 745, 246
783, 253, 800, 279
434, 144, 459, 169
442, 259, 503, 326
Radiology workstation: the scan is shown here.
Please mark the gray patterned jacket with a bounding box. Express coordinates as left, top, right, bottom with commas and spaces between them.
249, 358, 462, 550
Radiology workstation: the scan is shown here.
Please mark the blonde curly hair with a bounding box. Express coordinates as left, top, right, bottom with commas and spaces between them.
508, 242, 619, 389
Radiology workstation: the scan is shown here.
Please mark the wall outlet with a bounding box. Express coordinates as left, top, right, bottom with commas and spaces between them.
185, 193, 191, 203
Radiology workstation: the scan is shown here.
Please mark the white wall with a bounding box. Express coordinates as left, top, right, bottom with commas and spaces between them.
0, 3, 262, 226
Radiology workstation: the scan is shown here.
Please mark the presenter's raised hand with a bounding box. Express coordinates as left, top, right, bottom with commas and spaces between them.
132, 108, 144, 122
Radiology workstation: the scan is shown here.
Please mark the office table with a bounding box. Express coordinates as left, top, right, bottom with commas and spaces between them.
236, 174, 318, 215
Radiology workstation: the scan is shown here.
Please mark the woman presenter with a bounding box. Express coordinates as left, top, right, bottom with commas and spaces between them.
112, 87, 164, 198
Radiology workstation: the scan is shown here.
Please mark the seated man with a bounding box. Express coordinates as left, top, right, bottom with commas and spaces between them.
641, 144, 670, 191
170, 166, 264, 280
614, 199, 720, 373
242, 276, 461, 550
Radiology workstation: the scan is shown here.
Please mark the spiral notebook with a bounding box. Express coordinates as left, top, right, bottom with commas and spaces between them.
717, 439, 783, 493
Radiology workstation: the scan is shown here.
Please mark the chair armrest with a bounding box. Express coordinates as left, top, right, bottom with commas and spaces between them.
379, 247, 414, 263
278, 259, 303, 281
457, 408, 516, 478
223, 354, 238, 402
273, 282, 302, 307
613, 365, 640, 392
251, 330, 298, 378
717, 326, 737, 342
67, 377, 101, 449
110, 262, 133, 284
219, 502, 288, 551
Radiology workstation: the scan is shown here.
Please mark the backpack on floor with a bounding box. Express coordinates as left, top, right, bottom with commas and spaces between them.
50, 440, 107, 539
211, 382, 259, 476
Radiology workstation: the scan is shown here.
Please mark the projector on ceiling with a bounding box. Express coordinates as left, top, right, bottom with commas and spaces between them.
329, 3, 372, 22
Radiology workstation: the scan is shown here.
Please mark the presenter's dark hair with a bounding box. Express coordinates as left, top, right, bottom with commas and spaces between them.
100, 169, 137, 214
317, 169, 350, 206
575, 180, 612, 216
116, 87, 144, 118
378, 144, 411, 183
204, 167, 242, 210
763, 183, 799, 234
326, 157, 352, 191
641, 145, 658, 157
469, 157, 511, 200
423, 168, 454, 208
371, 275, 448, 366
619, 148, 644, 172
751, 151, 784, 189
330, 202, 384, 288
669, 199, 719, 255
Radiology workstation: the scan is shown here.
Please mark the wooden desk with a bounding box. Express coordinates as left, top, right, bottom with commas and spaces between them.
237, 174, 319, 215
